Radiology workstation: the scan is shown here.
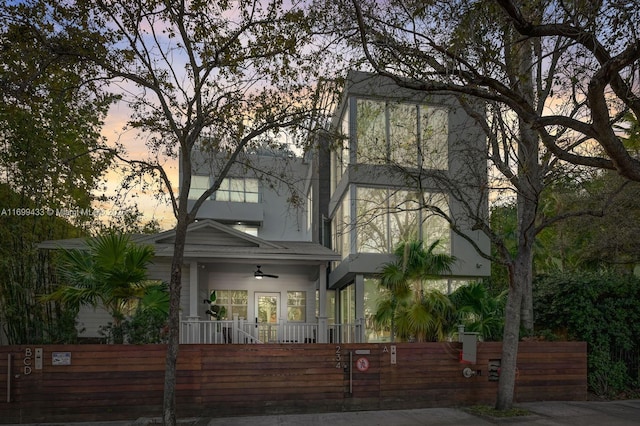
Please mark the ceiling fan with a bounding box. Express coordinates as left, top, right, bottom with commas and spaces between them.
254, 265, 278, 279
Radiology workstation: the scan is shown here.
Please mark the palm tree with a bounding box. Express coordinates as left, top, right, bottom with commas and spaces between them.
374, 240, 457, 342
43, 232, 159, 343
449, 281, 506, 341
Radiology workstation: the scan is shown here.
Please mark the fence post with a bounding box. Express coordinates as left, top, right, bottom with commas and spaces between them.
233, 314, 240, 344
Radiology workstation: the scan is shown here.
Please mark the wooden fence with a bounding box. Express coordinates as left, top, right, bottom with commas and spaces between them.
0, 341, 587, 424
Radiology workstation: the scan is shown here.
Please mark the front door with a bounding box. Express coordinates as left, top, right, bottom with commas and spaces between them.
255, 292, 280, 342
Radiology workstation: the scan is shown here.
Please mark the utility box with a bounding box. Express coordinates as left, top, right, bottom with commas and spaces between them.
460, 332, 479, 364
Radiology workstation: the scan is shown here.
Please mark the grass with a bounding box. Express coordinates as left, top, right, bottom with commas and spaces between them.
465, 405, 533, 418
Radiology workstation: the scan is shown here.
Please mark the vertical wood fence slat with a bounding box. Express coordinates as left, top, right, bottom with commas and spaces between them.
0, 342, 587, 424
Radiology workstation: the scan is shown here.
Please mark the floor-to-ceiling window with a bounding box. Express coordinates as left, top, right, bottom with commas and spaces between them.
364, 277, 389, 343
331, 106, 350, 194
355, 98, 449, 169
332, 193, 351, 264
340, 284, 355, 324
354, 187, 450, 255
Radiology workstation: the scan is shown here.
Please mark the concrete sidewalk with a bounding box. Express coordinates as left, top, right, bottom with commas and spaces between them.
203, 400, 640, 425
5, 400, 640, 426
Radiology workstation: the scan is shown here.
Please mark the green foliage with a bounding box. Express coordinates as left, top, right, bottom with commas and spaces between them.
0, 184, 86, 344
42, 232, 161, 343
99, 282, 169, 344
204, 290, 227, 320
449, 281, 506, 342
374, 242, 506, 343
0, 2, 115, 217
533, 272, 640, 396
534, 174, 640, 275
392, 290, 456, 342
374, 240, 457, 342
0, 1, 116, 344
373, 240, 505, 342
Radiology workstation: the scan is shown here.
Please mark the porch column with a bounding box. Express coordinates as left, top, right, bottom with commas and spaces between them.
317, 263, 328, 343
355, 274, 365, 343
188, 262, 199, 319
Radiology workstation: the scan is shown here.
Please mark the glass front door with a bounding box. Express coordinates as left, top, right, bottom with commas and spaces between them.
255, 292, 280, 342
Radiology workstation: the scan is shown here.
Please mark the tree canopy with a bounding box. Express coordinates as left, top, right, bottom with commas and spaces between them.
310, 0, 639, 410
0, 1, 117, 345
5, 1, 331, 423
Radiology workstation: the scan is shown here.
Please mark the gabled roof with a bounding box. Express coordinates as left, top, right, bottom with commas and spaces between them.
134, 219, 283, 249
39, 219, 340, 264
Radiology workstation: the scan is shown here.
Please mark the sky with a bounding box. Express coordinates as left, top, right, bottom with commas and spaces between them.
99, 100, 178, 231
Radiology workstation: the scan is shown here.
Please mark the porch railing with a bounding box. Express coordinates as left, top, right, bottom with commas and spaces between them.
179, 317, 261, 344
180, 316, 363, 344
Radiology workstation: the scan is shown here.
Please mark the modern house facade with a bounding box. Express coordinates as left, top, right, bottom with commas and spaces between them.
40, 71, 490, 344
323, 71, 490, 343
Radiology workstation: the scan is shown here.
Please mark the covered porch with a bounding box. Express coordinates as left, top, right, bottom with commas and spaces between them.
162, 220, 344, 343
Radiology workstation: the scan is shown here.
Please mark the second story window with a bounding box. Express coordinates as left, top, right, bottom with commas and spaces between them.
215, 177, 259, 203
354, 98, 449, 170
188, 175, 211, 200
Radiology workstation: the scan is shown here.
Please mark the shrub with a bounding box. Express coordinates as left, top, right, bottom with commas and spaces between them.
534, 272, 640, 397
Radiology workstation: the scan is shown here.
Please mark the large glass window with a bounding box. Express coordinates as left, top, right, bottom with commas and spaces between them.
215, 177, 259, 203
306, 187, 313, 234
364, 277, 389, 343
355, 187, 388, 253
340, 284, 355, 325
353, 98, 448, 170
210, 290, 248, 320
356, 99, 387, 164
188, 175, 211, 200
332, 194, 351, 260
389, 190, 420, 249
421, 107, 449, 170
287, 291, 306, 322
331, 108, 350, 193
390, 103, 418, 166
421, 193, 451, 253
355, 186, 450, 254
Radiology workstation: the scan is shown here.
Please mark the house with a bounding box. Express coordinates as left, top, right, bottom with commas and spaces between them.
40, 71, 490, 344
321, 71, 490, 343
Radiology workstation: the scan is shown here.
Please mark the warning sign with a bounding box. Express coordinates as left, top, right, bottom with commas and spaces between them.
356, 357, 370, 372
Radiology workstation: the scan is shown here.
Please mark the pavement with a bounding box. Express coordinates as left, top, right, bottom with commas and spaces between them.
5, 400, 640, 426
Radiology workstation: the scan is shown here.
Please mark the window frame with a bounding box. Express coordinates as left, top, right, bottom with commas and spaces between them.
286, 291, 306, 323
354, 97, 449, 170
215, 177, 260, 203
188, 175, 211, 200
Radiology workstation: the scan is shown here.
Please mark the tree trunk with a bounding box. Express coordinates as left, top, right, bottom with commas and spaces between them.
496, 276, 522, 409
512, 5, 538, 334
163, 217, 189, 426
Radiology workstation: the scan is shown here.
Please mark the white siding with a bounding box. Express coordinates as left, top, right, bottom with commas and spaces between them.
76, 305, 112, 339
75, 260, 191, 338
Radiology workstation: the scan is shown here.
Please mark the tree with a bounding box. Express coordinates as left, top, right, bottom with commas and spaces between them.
43, 232, 159, 343
311, 0, 639, 410
9, 1, 328, 423
535, 174, 640, 274
374, 240, 457, 342
0, 2, 116, 344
